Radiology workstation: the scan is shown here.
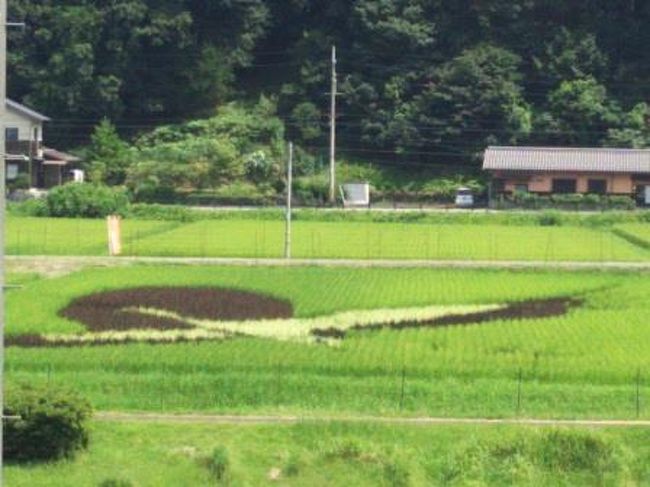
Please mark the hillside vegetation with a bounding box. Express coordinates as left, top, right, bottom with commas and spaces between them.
9, 1, 650, 172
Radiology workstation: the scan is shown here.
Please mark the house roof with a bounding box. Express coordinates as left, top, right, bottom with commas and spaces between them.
43, 147, 81, 163
483, 146, 650, 174
6, 99, 51, 122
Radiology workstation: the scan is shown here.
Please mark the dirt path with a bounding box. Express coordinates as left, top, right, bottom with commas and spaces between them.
95, 412, 650, 428
7, 255, 650, 276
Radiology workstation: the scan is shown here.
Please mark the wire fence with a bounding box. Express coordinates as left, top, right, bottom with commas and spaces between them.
9, 362, 647, 420
5, 217, 650, 262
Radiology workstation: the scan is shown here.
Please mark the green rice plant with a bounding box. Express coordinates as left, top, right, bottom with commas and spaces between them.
7, 215, 650, 261
4, 265, 650, 419
127, 220, 650, 261
6, 216, 181, 256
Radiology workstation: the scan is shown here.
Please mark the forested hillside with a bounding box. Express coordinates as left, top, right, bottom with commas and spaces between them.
8, 1, 650, 170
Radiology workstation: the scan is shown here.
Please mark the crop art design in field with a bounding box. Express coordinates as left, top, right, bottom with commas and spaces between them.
7, 287, 580, 347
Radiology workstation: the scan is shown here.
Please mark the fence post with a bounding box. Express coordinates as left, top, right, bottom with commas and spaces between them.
200, 223, 206, 258
276, 361, 282, 407
160, 363, 165, 412
399, 367, 406, 411
47, 363, 52, 387
636, 367, 641, 419
42, 221, 48, 254
516, 368, 522, 415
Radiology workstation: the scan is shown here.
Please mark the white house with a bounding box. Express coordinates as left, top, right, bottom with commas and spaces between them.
4, 99, 80, 189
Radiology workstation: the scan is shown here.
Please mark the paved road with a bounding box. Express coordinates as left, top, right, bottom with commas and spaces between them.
7, 255, 650, 276
95, 412, 650, 428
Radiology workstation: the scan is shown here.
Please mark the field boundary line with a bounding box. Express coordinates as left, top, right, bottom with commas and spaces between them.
94, 412, 650, 428
8, 255, 650, 272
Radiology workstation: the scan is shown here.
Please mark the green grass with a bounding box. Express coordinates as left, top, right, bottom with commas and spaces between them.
6, 265, 650, 418
5, 421, 650, 486
7, 216, 650, 261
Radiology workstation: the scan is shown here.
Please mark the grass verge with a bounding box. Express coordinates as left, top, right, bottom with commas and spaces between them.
5, 421, 650, 486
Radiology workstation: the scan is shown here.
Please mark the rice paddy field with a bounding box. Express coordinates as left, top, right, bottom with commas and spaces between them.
5, 264, 650, 419
614, 223, 650, 249
7, 215, 650, 261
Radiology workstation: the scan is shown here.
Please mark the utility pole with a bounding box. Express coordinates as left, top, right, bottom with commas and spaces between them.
0, 0, 7, 480
284, 142, 293, 259
328, 45, 337, 204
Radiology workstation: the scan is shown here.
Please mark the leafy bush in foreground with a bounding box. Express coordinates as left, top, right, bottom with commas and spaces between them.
536, 428, 622, 472
437, 428, 626, 485
46, 183, 129, 218
205, 446, 230, 482
4, 384, 92, 463
97, 479, 134, 487
7, 198, 49, 217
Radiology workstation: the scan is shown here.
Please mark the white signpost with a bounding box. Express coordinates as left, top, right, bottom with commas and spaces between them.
340, 182, 370, 208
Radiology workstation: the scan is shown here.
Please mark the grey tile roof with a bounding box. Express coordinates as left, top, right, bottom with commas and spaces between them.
6, 99, 50, 122
483, 146, 650, 173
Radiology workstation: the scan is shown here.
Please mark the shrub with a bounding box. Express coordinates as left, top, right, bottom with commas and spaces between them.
8, 198, 49, 217
4, 384, 92, 463
293, 175, 329, 205
422, 177, 485, 203
582, 193, 602, 207
7, 173, 30, 192
383, 459, 411, 487
435, 429, 626, 485
244, 150, 279, 185
607, 195, 636, 210
536, 429, 621, 473
325, 439, 365, 461
98, 479, 134, 487
514, 191, 540, 209
538, 211, 563, 226
46, 183, 129, 218
128, 203, 197, 222
205, 446, 230, 482
185, 182, 276, 206
550, 193, 584, 207
283, 452, 302, 477
130, 179, 180, 204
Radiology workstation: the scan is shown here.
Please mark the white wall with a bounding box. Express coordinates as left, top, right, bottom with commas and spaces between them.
4, 107, 42, 142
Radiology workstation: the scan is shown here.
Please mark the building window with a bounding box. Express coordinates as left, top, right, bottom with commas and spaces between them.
587, 179, 607, 194
33, 126, 39, 142
6, 163, 18, 180
552, 178, 577, 194
5, 127, 18, 141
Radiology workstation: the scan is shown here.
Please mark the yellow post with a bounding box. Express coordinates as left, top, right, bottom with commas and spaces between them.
107, 215, 122, 256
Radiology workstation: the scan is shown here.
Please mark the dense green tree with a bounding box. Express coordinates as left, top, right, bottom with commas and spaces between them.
7, 0, 650, 170
86, 119, 134, 185
539, 77, 621, 146
606, 103, 650, 149
126, 99, 285, 199
408, 45, 532, 158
